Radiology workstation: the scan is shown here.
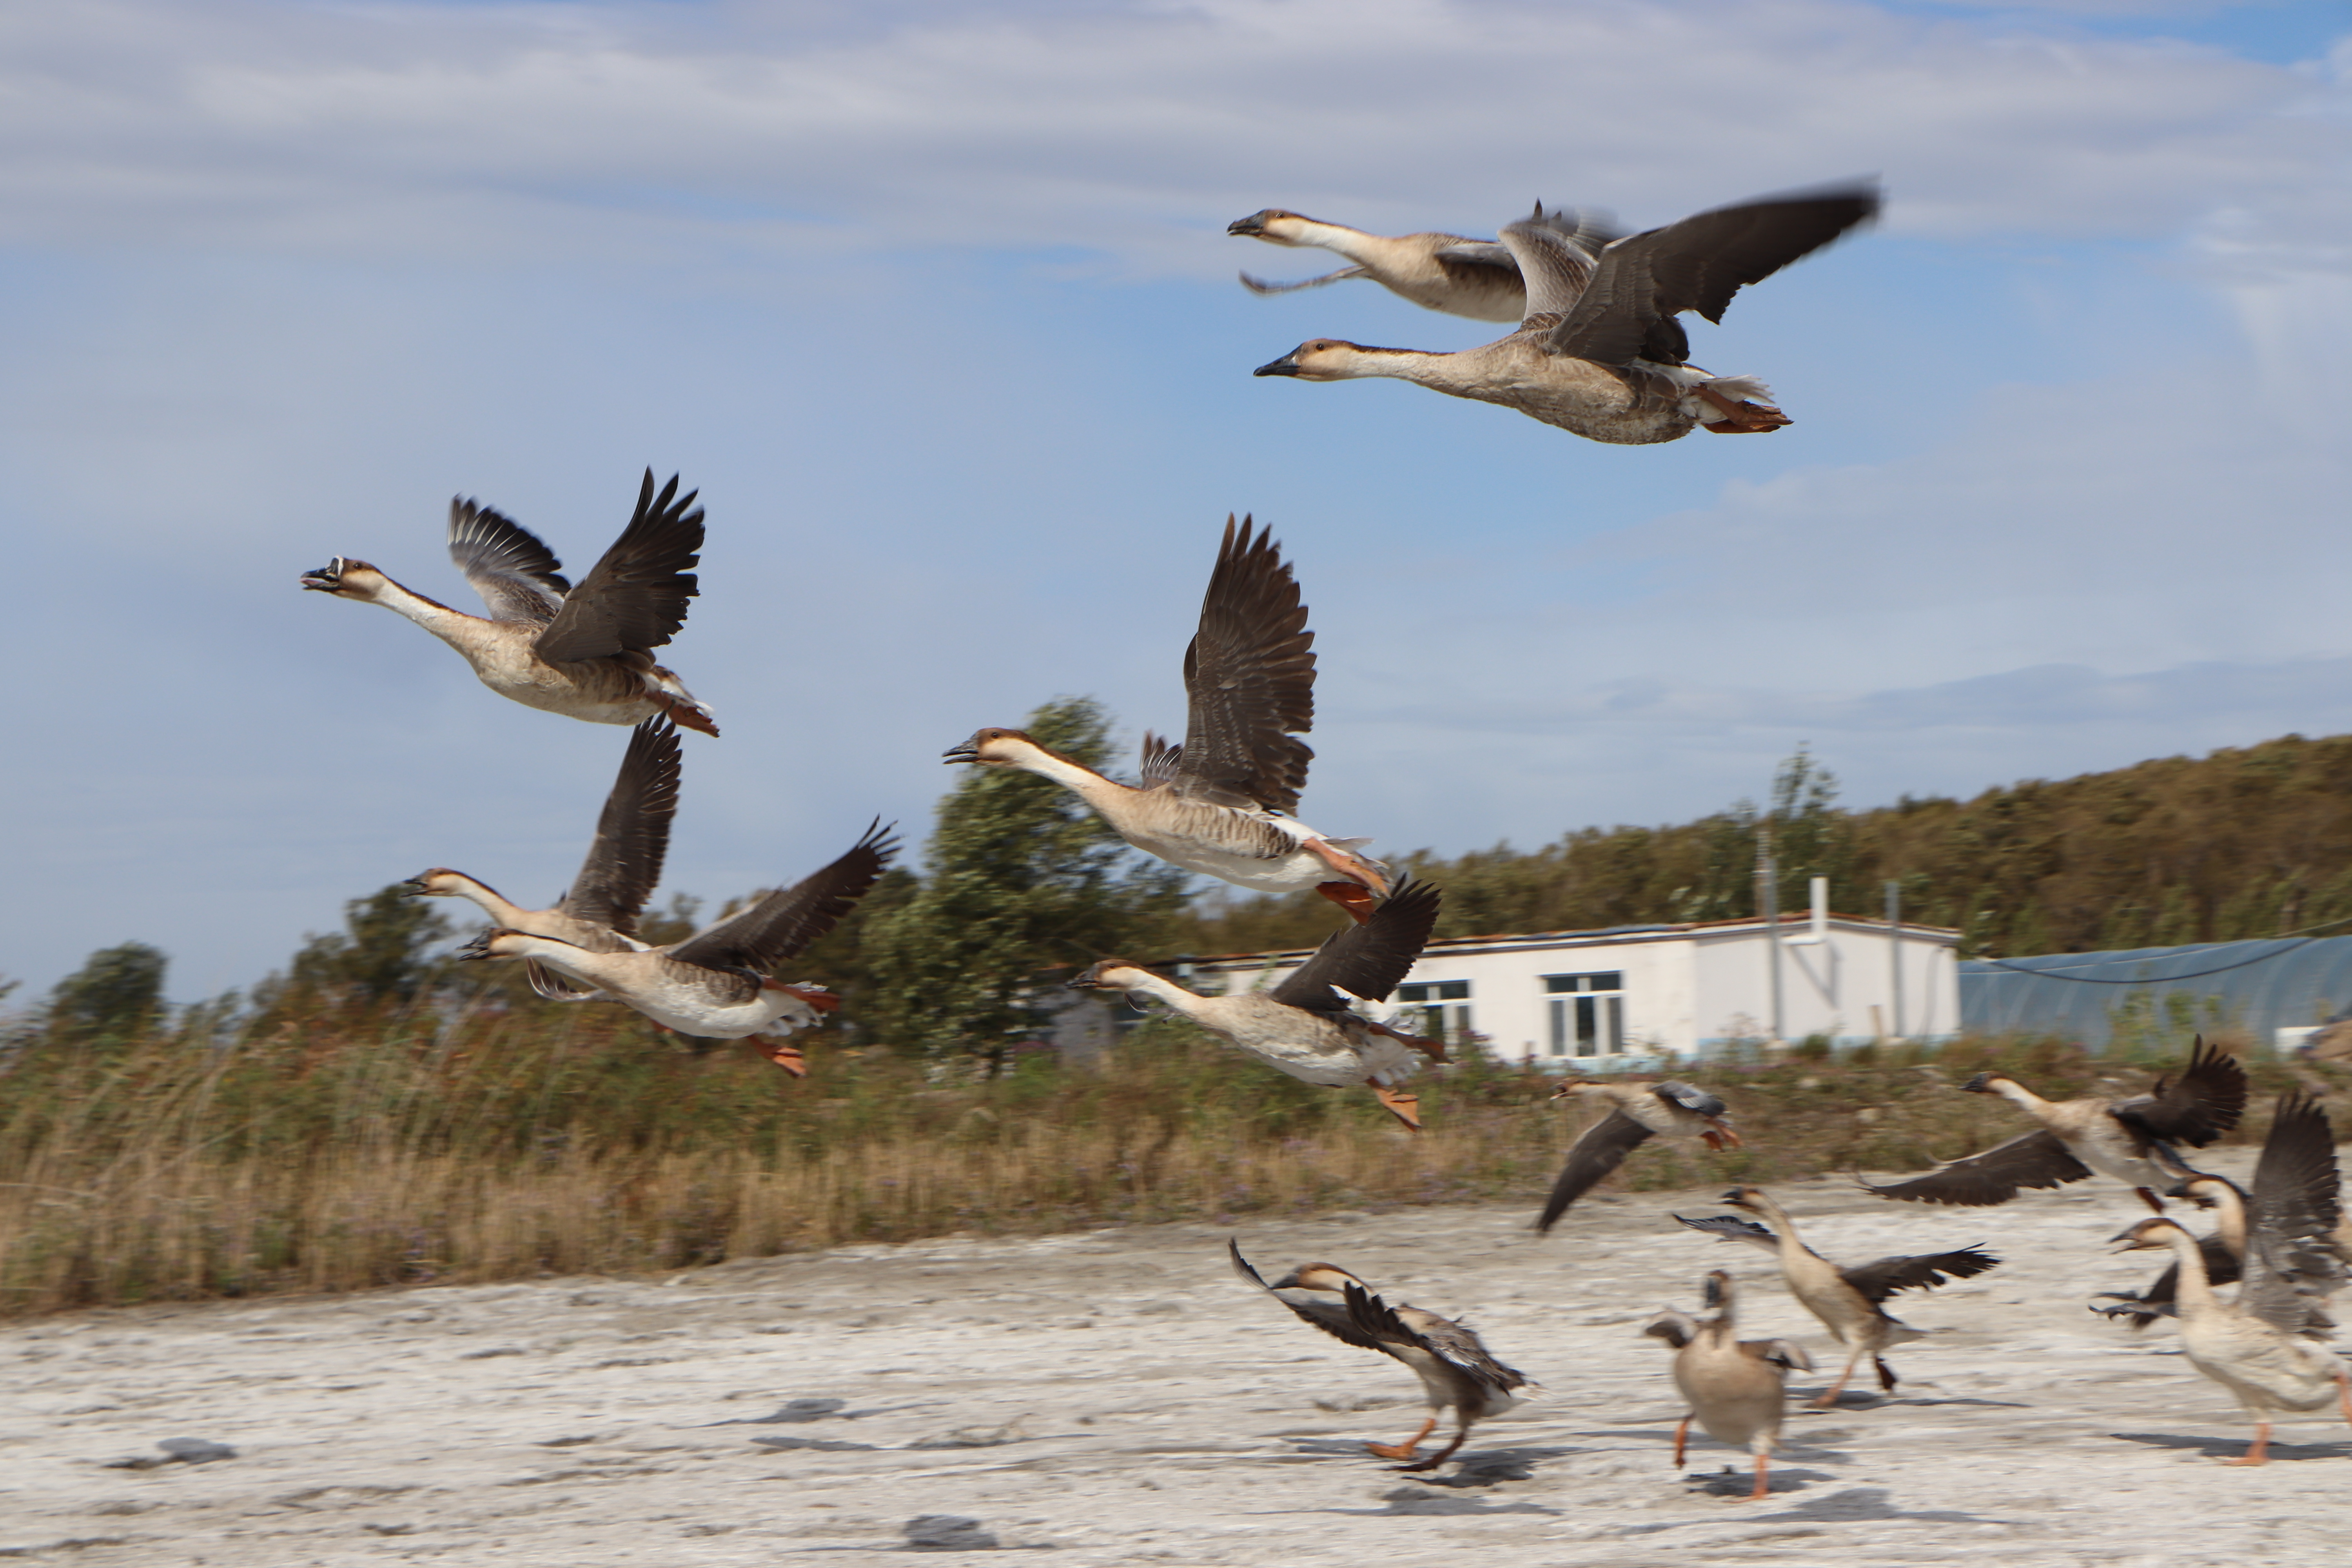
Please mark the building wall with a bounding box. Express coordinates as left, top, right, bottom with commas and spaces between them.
1691, 923, 1956, 1047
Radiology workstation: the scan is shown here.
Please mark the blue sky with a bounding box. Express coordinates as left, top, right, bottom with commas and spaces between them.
2, 0, 2347, 1001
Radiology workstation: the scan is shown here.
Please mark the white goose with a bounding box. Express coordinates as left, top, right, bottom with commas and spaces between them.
1226, 206, 1621, 323
1644, 1270, 1813, 1500
946, 515, 1386, 921
1252, 184, 1877, 445
454, 821, 897, 1076
301, 470, 716, 735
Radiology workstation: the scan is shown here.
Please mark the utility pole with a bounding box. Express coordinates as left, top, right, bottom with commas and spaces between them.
1755, 825, 1783, 1043
1885, 878, 1904, 1040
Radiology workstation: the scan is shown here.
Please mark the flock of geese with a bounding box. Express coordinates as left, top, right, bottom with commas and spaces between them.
294, 180, 2345, 1497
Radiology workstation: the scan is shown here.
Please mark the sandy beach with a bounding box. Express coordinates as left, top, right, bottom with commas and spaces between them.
7, 1149, 2345, 1566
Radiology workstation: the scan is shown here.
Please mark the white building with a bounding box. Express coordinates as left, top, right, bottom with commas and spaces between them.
1170, 908, 1959, 1069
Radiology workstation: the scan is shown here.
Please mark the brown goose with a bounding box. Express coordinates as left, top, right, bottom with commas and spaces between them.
1536, 1079, 1739, 1232
1644, 1270, 1813, 1499
1861, 1038, 2246, 1213
1252, 184, 1877, 445
1340, 1278, 1534, 1473
1227, 1241, 1455, 1463
301, 470, 715, 735
1681, 1187, 1998, 1405
405, 716, 680, 1001
1227, 206, 1621, 323
947, 515, 1386, 921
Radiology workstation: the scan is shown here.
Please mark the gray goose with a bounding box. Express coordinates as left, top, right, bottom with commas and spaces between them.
1226, 206, 1621, 323
1536, 1079, 1739, 1232
1644, 1269, 1813, 1499
301, 470, 715, 735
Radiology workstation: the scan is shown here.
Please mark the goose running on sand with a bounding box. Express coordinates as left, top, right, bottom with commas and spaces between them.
1251, 183, 1878, 445
1644, 1269, 1813, 1499
1536, 1079, 1740, 1232
403, 716, 680, 1002
454, 820, 897, 1077
1680, 1186, 1999, 1405
1065, 877, 1444, 1127
301, 470, 716, 735
1861, 1038, 2247, 1213
1226, 205, 1622, 323
946, 515, 1387, 922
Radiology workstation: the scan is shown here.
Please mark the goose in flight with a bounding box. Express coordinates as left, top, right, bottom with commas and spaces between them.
454, 820, 897, 1076
405, 715, 680, 1001
301, 470, 716, 735
1226, 206, 1621, 323
1066, 877, 1444, 1127
1644, 1270, 1813, 1499
1680, 1186, 1998, 1405
1860, 1038, 2246, 1213
946, 515, 1387, 921
1251, 183, 1878, 445
1536, 1079, 1740, 1232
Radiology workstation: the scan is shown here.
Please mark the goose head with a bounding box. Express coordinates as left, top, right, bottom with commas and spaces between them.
2110, 1216, 2191, 1251
402, 869, 474, 898
1227, 208, 1313, 245
1272, 1262, 1365, 1293
298, 557, 389, 599
1959, 1070, 2019, 1096
453, 928, 538, 962
1721, 1185, 1768, 1212
1066, 959, 1159, 993
1550, 1077, 1604, 1102
943, 728, 1037, 767
1701, 1269, 1735, 1311
1253, 339, 1396, 380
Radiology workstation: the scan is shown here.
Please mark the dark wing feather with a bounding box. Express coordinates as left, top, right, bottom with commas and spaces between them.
1544, 182, 1879, 365
1497, 204, 1606, 319
1173, 515, 1315, 813
557, 717, 681, 936
666, 820, 897, 974
1137, 731, 1185, 791
2238, 1091, 2346, 1334
1654, 1081, 1728, 1119
2095, 1234, 2239, 1328
1859, 1129, 2091, 1207
1226, 1239, 1390, 1354
2111, 1036, 2248, 1147
1343, 1283, 1528, 1394
1267, 876, 1440, 1014
1838, 1246, 2001, 1304
448, 498, 569, 624
1675, 1214, 1781, 1252
1536, 1107, 1654, 1233
532, 470, 704, 663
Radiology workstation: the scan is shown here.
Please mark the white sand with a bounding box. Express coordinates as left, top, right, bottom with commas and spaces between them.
8, 1151, 2348, 1566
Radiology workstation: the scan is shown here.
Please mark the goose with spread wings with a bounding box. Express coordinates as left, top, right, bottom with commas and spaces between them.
946, 515, 1387, 921
1066, 878, 1444, 1126
1226, 206, 1622, 323
301, 470, 715, 735
1536, 1079, 1740, 1232
1251, 183, 1878, 445
1644, 1270, 1813, 1499
1680, 1186, 1998, 1405
1860, 1038, 2247, 1213
405, 716, 681, 1002
1339, 1277, 1534, 1472
454, 821, 896, 1077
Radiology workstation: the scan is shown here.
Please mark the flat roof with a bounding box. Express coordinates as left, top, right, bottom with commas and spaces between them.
1171, 911, 1960, 971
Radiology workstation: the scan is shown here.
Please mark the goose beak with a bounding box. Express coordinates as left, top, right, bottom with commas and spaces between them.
299, 559, 346, 591
942, 742, 980, 765
1252, 352, 1303, 378
1227, 214, 1267, 237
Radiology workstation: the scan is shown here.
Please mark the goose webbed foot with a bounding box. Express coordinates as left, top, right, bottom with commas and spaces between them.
1313, 880, 1379, 924
750, 1038, 809, 1077
1365, 1416, 1436, 1462
1369, 1081, 1423, 1131
1695, 385, 1790, 433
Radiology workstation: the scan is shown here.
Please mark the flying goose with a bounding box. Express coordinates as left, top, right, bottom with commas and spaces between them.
301, 470, 715, 735
1644, 1270, 1813, 1499
1860, 1038, 2247, 1212
405, 716, 680, 1002
454, 820, 897, 1076
1535, 1079, 1740, 1232
1066, 877, 1444, 1127
1226, 206, 1622, 323
1251, 183, 1878, 445
1680, 1187, 1998, 1405
946, 515, 1387, 921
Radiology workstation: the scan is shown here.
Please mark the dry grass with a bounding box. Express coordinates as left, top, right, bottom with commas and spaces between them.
2, 1006, 2334, 1319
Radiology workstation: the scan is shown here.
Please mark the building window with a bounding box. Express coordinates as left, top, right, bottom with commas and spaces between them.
1396, 980, 1472, 1044
1544, 972, 1624, 1058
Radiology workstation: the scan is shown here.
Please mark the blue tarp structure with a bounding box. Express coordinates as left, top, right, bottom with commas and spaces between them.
1959, 936, 2352, 1051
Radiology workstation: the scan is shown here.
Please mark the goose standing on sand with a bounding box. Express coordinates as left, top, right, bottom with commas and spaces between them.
1251, 183, 1878, 445
946, 516, 1387, 921
1536, 1079, 1740, 1232
405, 716, 680, 1001
454, 821, 897, 1077
1680, 1187, 1999, 1405
1861, 1038, 2247, 1213
301, 470, 716, 735
1644, 1270, 1813, 1499
1226, 206, 1622, 323
1066, 878, 1443, 1126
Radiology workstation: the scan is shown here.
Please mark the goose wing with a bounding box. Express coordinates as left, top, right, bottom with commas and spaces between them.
1838, 1245, 2001, 1303
1136, 731, 1185, 790
2238, 1091, 2346, 1336
1536, 1107, 1654, 1233
2110, 1036, 2248, 1147
1226, 1239, 1390, 1354
1343, 1282, 1528, 1394
1654, 1081, 1728, 1119
1267, 876, 1440, 1015
1743, 1337, 1815, 1373
1860, 1129, 2091, 1206
532, 470, 704, 663
1172, 515, 1315, 814
1675, 1213, 1781, 1252
1542, 182, 1879, 366
1238, 264, 1371, 297
556, 717, 682, 936
1496, 203, 1615, 320
448, 499, 569, 624
666, 820, 897, 975
2094, 1234, 2239, 1327
1642, 1309, 1698, 1350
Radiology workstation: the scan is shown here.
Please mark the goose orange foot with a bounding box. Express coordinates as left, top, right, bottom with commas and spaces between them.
750, 1039, 809, 1077
1313, 881, 1379, 924
1365, 1417, 1435, 1462
2223, 1423, 2271, 1466
1370, 1081, 1423, 1131
1695, 385, 1791, 433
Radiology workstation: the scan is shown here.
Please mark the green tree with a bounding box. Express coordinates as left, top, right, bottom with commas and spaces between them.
267, 884, 454, 1011
47, 942, 167, 1039
863, 696, 1189, 1072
